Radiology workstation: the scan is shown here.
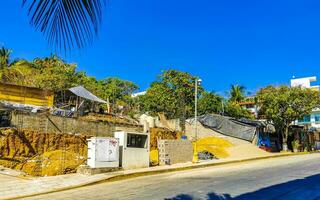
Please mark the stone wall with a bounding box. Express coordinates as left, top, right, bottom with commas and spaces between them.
158, 140, 193, 165
11, 112, 143, 137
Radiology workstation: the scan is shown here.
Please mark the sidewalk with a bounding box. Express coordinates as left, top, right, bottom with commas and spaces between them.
0, 151, 313, 200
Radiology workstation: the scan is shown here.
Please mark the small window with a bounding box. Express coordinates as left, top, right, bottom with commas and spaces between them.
315, 114, 320, 123
127, 133, 147, 148
298, 115, 311, 124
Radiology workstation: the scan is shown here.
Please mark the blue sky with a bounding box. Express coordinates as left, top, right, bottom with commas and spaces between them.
1, 0, 320, 96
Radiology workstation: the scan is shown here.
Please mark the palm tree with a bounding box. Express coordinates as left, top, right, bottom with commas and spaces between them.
22, 0, 106, 51
229, 84, 245, 103
0, 47, 12, 69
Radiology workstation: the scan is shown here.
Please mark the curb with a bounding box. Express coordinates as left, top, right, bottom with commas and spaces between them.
6, 152, 316, 200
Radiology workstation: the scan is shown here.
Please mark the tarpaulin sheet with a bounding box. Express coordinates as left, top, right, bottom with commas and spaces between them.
198, 114, 257, 142
69, 86, 107, 104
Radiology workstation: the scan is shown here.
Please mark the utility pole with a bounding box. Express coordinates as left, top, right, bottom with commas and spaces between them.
193, 78, 202, 163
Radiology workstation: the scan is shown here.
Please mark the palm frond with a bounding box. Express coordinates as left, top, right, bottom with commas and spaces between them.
22, 0, 106, 52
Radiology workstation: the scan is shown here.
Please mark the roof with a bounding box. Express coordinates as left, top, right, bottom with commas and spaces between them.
0, 82, 52, 91
69, 86, 107, 104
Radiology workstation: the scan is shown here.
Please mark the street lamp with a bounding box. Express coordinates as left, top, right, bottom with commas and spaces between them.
193, 78, 202, 163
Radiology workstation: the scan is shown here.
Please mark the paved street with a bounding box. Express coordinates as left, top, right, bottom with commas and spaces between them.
22, 154, 320, 200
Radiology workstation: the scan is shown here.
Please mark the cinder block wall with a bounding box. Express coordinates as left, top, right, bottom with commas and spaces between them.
158, 140, 193, 165
11, 112, 143, 136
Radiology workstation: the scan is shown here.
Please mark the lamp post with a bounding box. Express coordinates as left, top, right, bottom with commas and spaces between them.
193, 78, 202, 163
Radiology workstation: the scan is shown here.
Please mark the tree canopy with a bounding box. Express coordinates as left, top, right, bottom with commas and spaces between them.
229, 84, 245, 103
22, 0, 107, 51
224, 84, 254, 119
256, 85, 320, 149
139, 69, 203, 131
0, 47, 12, 69
0, 48, 139, 115
198, 91, 223, 115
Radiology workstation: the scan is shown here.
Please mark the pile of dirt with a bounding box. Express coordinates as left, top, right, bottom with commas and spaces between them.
194, 137, 233, 158
149, 127, 183, 165
0, 128, 88, 176
226, 143, 270, 159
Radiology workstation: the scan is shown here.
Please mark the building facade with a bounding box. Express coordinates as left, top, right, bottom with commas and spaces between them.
291, 76, 320, 128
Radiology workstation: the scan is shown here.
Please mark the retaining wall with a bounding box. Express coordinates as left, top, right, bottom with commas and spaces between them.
11, 112, 143, 137
158, 140, 193, 165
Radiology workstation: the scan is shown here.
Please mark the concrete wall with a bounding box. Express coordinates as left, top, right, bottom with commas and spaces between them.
11, 112, 143, 137
158, 140, 193, 165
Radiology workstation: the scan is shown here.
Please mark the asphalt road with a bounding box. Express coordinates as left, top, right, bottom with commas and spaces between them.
24, 154, 320, 200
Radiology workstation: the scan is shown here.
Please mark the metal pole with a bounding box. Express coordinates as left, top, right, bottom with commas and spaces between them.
195, 79, 198, 141
193, 79, 198, 163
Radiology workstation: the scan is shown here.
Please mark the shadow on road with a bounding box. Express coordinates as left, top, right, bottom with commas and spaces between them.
165, 174, 320, 200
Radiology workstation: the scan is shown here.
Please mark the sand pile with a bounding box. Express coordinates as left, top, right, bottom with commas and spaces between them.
194, 137, 233, 158
0, 128, 88, 176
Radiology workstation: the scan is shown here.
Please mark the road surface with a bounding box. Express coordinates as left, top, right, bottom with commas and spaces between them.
24, 154, 320, 200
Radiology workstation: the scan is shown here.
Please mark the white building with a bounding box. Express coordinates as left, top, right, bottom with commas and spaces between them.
131, 91, 146, 98
291, 76, 320, 128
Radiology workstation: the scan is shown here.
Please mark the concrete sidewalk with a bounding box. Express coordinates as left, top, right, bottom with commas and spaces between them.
0, 152, 313, 200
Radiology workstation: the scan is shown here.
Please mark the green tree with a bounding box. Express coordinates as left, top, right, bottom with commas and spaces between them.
0, 50, 141, 115
0, 47, 12, 69
0, 60, 38, 85
224, 84, 253, 119
229, 84, 245, 103
256, 85, 320, 151
140, 82, 177, 118
224, 101, 254, 119
22, 0, 106, 51
198, 91, 223, 115
141, 70, 203, 132
32, 55, 77, 91
101, 77, 139, 113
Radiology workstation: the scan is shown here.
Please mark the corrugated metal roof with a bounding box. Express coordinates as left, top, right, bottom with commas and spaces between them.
69, 86, 107, 104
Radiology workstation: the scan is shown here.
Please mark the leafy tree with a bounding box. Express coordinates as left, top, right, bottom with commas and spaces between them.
102, 77, 139, 102
140, 82, 178, 118
0, 49, 141, 115
0, 60, 38, 85
256, 85, 320, 150
22, 0, 106, 51
222, 84, 254, 119
229, 84, 245, 103
141, 70, 203, 132
0, 47, 12, 69
198, 91, 223, 115
224, 101, 254, 119
32, 55, 77, 91
101, 77, 139, 113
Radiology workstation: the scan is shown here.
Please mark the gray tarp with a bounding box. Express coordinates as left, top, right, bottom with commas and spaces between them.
69, 86, 107, 104
198, 114, 257, 142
